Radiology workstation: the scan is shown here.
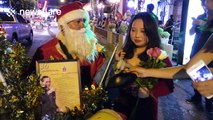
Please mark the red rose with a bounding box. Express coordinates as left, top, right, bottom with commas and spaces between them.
146, 47, 161, 58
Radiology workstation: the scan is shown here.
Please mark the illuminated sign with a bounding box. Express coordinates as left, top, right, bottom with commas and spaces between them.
0, 0, 8, 4
0, 0, 10, 7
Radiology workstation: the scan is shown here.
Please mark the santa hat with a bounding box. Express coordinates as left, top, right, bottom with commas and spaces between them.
57, 1, 89, 24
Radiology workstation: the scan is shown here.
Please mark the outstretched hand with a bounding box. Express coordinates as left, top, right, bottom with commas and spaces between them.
125, 66, 149, 78
192, 80, 213, 98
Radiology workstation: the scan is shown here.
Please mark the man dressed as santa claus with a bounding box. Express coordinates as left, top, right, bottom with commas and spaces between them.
28, 1, 105, 88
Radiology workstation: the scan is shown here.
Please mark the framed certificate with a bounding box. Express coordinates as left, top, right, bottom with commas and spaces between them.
36, 60, 81, 113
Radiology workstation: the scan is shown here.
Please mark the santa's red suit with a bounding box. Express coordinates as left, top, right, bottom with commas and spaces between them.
25, 1, 127, 120
28, 38, 104, 88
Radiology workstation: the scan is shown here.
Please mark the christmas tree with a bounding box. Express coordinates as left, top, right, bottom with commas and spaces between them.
0, 35, 44, 120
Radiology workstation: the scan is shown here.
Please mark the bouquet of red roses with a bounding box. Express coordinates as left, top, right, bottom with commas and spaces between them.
136, 47, 168, 89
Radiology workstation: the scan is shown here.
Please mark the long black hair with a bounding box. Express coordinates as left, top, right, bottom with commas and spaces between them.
123, 12, 161, 61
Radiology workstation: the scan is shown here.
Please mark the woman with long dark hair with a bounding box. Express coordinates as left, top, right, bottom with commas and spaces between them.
112, 12, 174, 120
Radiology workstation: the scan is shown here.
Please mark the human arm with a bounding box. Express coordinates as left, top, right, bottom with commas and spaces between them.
138, 57, 174, 98
191, 34, 213, 97
126, 61, 185, 79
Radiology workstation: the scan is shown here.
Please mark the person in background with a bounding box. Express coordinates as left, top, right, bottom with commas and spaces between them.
189, 0, 207, 58
186, 0, 207, 104
147, 3, 159, 25
185, 0, 213, 111
164, 15, 174, 41
26, 1, 105, 88
158, 20, 164, 28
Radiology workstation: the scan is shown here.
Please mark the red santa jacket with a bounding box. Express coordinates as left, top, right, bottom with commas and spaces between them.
27, 38, 105, 88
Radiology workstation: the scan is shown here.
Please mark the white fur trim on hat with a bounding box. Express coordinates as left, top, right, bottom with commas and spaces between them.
58, 9, 89, 24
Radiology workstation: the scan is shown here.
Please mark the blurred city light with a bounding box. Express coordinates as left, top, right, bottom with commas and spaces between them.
127, 0, 135, 8
60, 0, 65, 3
83, 3, 92, 11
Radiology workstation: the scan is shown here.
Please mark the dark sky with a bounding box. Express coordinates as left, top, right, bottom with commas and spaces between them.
47, 0, 89, 8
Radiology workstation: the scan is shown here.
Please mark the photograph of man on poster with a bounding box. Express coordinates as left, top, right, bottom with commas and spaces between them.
40, 76, 58, 117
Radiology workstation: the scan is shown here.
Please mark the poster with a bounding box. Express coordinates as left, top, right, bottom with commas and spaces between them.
36, 60, 81, 113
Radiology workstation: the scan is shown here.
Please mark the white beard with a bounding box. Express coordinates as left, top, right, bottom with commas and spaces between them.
62, 26, 98, 62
